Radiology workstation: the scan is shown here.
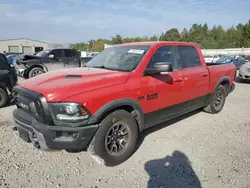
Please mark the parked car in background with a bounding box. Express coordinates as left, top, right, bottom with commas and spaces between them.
204, 55, 220, 63
216, 56, 235, 63
238, 62, 250, 82
233, 56, 246, 69
0, 53, 18, 108
12, 41, 236, 166
15, 48, 82, 78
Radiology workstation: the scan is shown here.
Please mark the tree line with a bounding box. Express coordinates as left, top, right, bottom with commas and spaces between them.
72, 20, 250, 52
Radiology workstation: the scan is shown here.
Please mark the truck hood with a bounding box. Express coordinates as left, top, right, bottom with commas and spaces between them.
18, 67, 130, 101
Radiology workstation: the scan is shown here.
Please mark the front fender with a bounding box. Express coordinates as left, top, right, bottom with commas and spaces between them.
88, 98, 145, 132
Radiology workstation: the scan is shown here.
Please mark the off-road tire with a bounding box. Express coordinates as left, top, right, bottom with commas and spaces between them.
87, 110, 138, 166
203, 85, 226, 114
0, 88, 9, 108
28, 67, 44, 78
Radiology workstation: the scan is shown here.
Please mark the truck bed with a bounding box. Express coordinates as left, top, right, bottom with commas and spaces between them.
207, 62, 236, 94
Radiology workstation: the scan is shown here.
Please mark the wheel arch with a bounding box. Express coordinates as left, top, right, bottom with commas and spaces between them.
215, 76, 230, 96
26, 64, 47, 77
88, 98, 145, 132
0, 82, 8, 93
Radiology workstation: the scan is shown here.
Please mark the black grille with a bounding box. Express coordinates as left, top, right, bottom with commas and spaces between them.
14, 86, 54, 125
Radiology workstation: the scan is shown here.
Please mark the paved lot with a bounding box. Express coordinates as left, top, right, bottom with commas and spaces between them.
0, 79, 250, 188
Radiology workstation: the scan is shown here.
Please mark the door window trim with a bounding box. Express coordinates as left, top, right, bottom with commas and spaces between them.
144, 45, 180, 76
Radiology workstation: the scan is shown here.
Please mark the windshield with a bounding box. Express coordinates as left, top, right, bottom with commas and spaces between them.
86, 45, 150, 72
205, 55, 212, 58
35, 50, 49, 58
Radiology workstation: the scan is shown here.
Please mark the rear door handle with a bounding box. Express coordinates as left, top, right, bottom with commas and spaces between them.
201, 73, 208, 77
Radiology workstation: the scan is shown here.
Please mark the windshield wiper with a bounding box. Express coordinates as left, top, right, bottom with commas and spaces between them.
91, 65, 116, 71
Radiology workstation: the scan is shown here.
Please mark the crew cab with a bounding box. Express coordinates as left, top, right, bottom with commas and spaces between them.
12, 42, 236, 166
15, 48, 81, 78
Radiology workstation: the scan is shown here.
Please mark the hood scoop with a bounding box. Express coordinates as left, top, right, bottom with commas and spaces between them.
65, 75, 82, 79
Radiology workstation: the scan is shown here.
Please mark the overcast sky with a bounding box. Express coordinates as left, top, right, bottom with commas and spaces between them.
0, 0, 249, 44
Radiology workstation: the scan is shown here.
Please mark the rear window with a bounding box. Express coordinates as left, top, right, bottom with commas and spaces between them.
177, 46, 201, 69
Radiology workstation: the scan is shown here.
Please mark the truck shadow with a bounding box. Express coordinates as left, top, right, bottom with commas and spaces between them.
144, 150, 202, 188
136, 109, 201, 150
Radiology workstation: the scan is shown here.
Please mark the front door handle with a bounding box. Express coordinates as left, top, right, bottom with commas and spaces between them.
201, 73, 208, 77
173, 78, 183, 82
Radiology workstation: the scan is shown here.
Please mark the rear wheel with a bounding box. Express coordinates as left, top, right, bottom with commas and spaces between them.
0, 88, 9, 108
28, 67, 44, 78
203, 85, 226, 114
87, 110, 138, 166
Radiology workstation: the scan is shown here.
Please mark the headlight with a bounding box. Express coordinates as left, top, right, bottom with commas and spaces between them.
49, 103, 90, 124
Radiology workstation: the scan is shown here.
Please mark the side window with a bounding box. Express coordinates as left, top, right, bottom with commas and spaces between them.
64, 49, 73, 57
146, 46, 175, 70
177, 46, 201, 69
50, 49, 63, 58
72, 49, 78, 57
0, 54, 9, 70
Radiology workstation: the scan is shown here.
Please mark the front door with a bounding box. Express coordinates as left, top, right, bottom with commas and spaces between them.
46, 49, 65, 71
142, 45, 185, 128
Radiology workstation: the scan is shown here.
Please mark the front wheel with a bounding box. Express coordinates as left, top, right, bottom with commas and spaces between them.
28, 67, 44, 78
203, 85, 226, 114
87, 110, 138, 166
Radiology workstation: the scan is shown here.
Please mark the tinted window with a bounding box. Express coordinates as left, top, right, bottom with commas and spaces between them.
0, 54, 9, 70
51, 49, 63, 57
87, 46, 150, 72
72, 49, 78, 57
177, 46, 201, 69
64, 49, 72, 57
147, 46, 175, 70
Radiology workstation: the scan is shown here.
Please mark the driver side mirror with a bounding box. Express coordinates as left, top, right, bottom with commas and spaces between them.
144, 62, 172, 76
48, 54, 54, 59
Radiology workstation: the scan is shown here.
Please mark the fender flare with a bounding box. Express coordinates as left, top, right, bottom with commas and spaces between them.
215, 76, 230, 95
29, 64, 48, 72
88, 98, 145, 132
0, 82, 8, 93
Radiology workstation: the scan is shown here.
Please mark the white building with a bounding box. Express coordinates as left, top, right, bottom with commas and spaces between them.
0, 38, 71, 54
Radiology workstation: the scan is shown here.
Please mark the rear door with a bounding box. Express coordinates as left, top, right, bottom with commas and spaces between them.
176, 45, 209, 109
63, 49, 80, 68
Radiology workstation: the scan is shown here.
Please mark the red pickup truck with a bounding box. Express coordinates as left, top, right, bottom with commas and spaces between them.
13, 42, 236, 166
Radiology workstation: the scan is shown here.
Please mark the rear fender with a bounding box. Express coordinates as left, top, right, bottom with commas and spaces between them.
215, 76, 230, 95
88, 98, 145, 132
205, 76, 230, 106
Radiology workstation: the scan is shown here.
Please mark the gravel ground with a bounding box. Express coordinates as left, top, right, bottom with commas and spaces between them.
1, 79, 250, 188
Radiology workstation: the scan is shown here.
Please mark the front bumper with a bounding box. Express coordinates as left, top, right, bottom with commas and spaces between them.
15, 64, 28, 77
238, 68, 250, 80
239, 73, 250, 80
13, 108, 99, 151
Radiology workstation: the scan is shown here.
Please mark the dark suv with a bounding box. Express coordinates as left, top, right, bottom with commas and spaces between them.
0, 53, 17, 108
15, 48, 81, 78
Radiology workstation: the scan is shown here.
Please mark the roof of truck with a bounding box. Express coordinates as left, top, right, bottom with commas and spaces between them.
118, 41, 198, 47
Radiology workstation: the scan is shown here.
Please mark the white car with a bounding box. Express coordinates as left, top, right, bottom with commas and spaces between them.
204, 55, 220, 63
238, 62, 250, 81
